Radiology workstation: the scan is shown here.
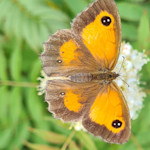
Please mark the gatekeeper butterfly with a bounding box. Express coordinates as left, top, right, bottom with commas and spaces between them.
41, 0, 131, 144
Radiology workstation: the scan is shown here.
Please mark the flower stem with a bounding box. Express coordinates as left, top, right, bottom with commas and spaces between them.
0, 80, 38, 88
131, 133, 143, 150
144, 89, 150, 94
61, 130, 76, 150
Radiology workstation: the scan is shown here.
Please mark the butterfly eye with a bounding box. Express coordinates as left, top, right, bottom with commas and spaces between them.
109, 74, 112, 78
112, 120, 122, 128
101, 16, 111, 26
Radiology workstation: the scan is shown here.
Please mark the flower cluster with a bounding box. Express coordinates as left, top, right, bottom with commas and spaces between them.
114, 42, 149, 119
38, 71, 49, 96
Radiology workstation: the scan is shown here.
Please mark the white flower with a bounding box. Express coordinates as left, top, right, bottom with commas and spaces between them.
37, 71, 49, 95
114, 42, 149, 120
70, 122, 85, 131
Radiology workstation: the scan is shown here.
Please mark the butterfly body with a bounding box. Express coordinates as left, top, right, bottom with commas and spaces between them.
41, 0, 131, 144
69, 71, 119, 83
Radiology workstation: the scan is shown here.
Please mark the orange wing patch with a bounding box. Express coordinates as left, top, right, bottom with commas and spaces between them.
81, 11, 117, 69
72, 0, 121, 70
45, 80, 101, 122
64, 90, 84, 112
89, 85, 125, 133
41, 29, 99, 76
82, 82, 130, 143
60, 39, 79, 65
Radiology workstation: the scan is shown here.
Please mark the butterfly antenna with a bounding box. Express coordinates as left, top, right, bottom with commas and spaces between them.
118, 56, 125, 74
118, 76, 130, 87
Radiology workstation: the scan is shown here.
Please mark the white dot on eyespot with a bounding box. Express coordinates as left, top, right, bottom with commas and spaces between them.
107, 19, 110, 22
60, 92, 65, 95
57, 60, 62, 63
118, 123, 121, 126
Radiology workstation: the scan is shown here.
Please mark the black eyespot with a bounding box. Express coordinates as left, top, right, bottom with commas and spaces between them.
101, 16, 111, 26
57, 59, 62, 63
112, 120, 122, 128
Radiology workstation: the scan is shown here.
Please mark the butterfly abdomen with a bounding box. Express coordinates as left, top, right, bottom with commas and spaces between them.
69, 73, 93, 83
69, 72, 119, 83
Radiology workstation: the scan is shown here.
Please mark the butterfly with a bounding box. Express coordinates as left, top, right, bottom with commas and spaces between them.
41, 0, 131, 144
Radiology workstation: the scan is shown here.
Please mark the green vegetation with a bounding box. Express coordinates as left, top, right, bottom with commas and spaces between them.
0, 0, 150, 149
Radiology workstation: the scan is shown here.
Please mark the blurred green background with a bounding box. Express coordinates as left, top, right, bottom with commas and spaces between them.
0, 0, 150, 149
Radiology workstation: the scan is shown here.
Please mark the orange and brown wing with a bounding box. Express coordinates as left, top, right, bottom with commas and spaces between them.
45, 80, 101, 122
72, 0, 121, 70
41, 29, 99, 77
82, 82, 131, 144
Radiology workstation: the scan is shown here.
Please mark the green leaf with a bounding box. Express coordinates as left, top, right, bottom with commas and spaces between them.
12, 9, 24, 40
47, 20, 70, 33
3, 2, 16, 37
138, 11, 150, 49
19, 0, 69, 51
0, 127, 13, 149
24, 141, 59, 150
19, 0, 68, 21
26, 88, 43, 122
30, 128, 67, 144
21, 46, 37, 73
45, 117, 71, 136
87, 0, 94, 3
133, 96, 150, 133
25, 88, 49, 130
8, 121, 30, 150
64, 0, 88, 15
77, 132, 97, 150
137, 131, 150, 145
0, 0, 12, 21
10, 40, 22, 81
32, 6, 69, 22
37, 23, 50, 45
125, 0, 145, 2
0, 47, 8, 80
69, 141, 80, 150
142, 3, 150, 19
25, 88, 49, 144
117, 2, 143, 21
0, 87, 9, 124
22, 17, 40, 51
119, 141, 136, 150
29, 59, 41, 82
0, 1, 23, 40
122, 22, 138, 41
9, 87, 22, 125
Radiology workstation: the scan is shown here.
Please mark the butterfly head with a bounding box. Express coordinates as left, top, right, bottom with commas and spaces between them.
106, 71, 119, 81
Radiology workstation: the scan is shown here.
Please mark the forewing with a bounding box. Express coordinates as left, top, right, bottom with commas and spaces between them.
45, 80, 101, 122
72, 0, 121, 70
41, 29, 99, 77
82, 82, 131, 144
